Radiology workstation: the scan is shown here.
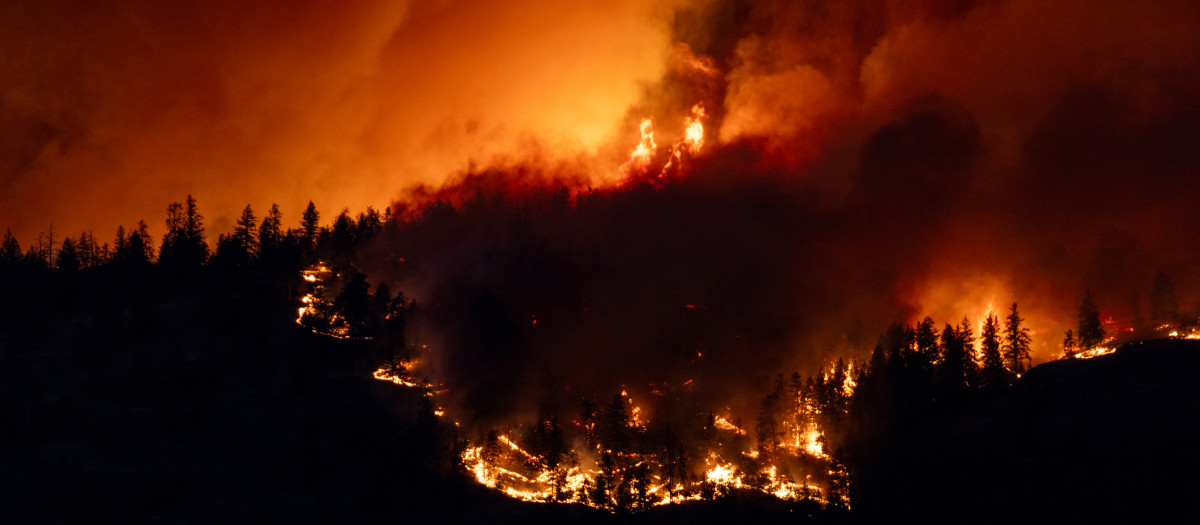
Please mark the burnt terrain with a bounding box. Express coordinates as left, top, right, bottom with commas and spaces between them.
1, 263, 1197, 523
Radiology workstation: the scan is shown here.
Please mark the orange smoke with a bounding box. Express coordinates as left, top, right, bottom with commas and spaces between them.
0, 0, 678, 241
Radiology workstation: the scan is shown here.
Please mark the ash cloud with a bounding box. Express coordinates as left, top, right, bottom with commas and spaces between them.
0, 0, 678, 241
5, 0, 1200, 427
350, 0, 1200, 427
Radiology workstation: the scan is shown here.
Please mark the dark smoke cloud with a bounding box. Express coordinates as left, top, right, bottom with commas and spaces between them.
5, 0, 1200, 426
345, 0, 1200, 428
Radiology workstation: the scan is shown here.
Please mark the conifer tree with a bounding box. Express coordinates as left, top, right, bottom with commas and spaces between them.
56, 237, 79, 272
957, 316, 979, 384
979, 313, 1008, 387
1063, 329, 1077, 357
939, 322, 970, 393
301, 200, 320, 251
1003, 302, 1032, 374
1076, 290, 1105, 351
258, 203, 283, 255
234, 204, 258, 259
1, 229, 22, 263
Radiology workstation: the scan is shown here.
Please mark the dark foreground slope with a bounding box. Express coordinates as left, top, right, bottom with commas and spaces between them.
4, 266, 1197, 523
853, 339, 1200, 523
0, 270, 836, 524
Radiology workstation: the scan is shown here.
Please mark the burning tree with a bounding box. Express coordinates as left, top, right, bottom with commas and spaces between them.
1076, 290, 1105, 351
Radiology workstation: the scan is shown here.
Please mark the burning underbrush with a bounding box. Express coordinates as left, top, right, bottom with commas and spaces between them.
283, 96, 1200, 513
373, 358, 853, 511
296, 252, 1198, 514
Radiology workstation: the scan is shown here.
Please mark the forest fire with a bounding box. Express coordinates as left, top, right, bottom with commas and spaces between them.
5, 1, 1200, 522
366, 340, 853, 511
620, 104, 707, 185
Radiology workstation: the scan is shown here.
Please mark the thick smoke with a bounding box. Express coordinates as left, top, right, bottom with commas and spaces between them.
5, 0, 1200, 427
0, 0, 677, 240
351, 0, 1200, 427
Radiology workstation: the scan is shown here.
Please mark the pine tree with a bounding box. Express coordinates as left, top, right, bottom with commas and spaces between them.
115, 221, 154, 266
913, 316, 939, 375
601, 393, 631, 453
1003, 302, 1032, 375
130, 220, 155, 264
957, 316, 979, 384
356, 206, 382, 241
234, 204, 258, 259
1063, 329, 1077, 358
330, 208, 356, 256
756, 386, 783, 459
1076, 290, 1105, 351
56, 237, 79, 272
1, 229, 22, 263
77, 231, 99, 268
938, 322, 970, 393
301, 200, 320, 251
915, 317, 939, 358
258, 203, 283, 255
978, 313, 1006, 386
334, 272, 371, 338
160, 195, 207, 268
183, 194, 207, 264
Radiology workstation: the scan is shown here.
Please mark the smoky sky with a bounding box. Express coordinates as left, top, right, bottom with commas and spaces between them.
6, 0, 1200, 421
1, 0, 678, 241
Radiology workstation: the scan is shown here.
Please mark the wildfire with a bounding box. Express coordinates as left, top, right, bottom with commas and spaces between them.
683, 104, 705, 153
628, 119, 657, 168
289, 268, 858, 512
620, 104, 707, 185
714, 416, 747, 435
370, 353, 846, 511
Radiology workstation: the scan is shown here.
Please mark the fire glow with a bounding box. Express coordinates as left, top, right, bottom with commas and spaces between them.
388, 360, 852, 510
621, 104, 707, 185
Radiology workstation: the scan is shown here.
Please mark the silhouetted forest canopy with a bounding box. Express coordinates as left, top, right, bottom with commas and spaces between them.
3, 183, 1198, 523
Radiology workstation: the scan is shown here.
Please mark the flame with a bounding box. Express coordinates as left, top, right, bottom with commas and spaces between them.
714, 416, 746, 435
620, 104, 708, 185
623, 118, 657, 172
284, 267, 862, 512
683, 104, 705, 153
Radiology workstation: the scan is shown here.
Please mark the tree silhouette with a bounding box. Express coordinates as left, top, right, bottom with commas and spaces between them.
1063, 329, 1077, 357
234, 204, 258, 259
76, 231, 103, 268
1076, 290, 1105, 351
301, 200, 320, 253
160, 195, 207, 269
56, 237, 79, 273
915, 317, 939, 356
755, 384, 783, 459
601, 393, 631, 454
356, 206, 382, 242
938, 322, 971, 395
1, 229, 22, 264
258, 204, 283, 256
330, 208, 356, 257
334, 272, 371, 338
213, 204, 260, 269
114, 221, 154, 267
957, 316, 978, 385
978, 313, 1009, 387
1003, 302, 1032, 374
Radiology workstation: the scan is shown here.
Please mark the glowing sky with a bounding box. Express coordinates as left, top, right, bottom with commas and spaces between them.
5, 0, 1200, 360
